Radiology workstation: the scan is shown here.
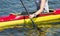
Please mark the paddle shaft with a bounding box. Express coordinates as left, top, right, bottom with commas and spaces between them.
20, 0, 37, 27
20, 0, 43, 32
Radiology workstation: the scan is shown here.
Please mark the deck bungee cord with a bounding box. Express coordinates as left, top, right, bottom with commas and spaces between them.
19, 0, 43, 32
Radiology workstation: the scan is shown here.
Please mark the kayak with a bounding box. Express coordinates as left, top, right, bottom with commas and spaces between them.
0, 9, 60, 31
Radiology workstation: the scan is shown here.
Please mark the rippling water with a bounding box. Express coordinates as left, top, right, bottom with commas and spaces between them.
0, 0, 60, 36
0, 0, 60, 16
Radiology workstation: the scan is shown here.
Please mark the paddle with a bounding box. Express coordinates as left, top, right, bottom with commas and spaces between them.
20, 0, 43, 32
